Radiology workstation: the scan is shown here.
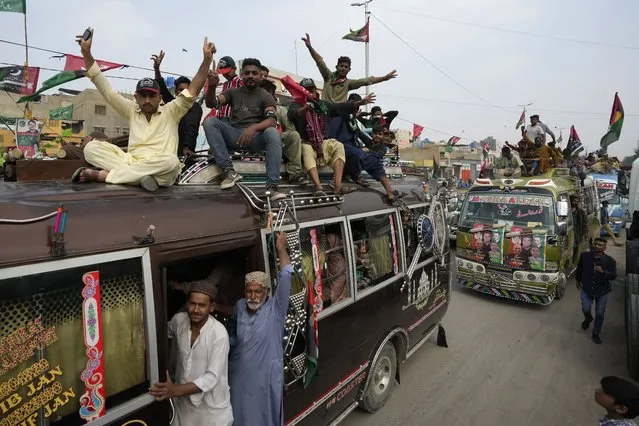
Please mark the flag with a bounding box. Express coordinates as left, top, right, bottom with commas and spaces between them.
280, 75, 316, 104
515, 109, 525, 129
303, 279, 319, 388
342, 20, 370, 43
18, 55, 124, 103
600, 92, 624, 151
61, 128, 72, 137
445, 136, 460, 153
480, 143, 490, 173
557, 130, 563, 144
564, 125, 584, 158
0, 0, 25, 14
49, 104, 73, 120
413, 123, 424, 140
0, 66, 40, 95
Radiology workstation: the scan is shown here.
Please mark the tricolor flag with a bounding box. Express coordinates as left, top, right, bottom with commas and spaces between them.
342, 20, 370, 43
515, 109, 525, 129
18, 55, 125, 103
564, 125, 584, 158
0, 65, 40, 95
445, 136, 461, 153
600, 92, 624, 151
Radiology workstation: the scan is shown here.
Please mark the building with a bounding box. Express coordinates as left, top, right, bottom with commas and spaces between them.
393, 129, 412, 148
71, 88, 132, 138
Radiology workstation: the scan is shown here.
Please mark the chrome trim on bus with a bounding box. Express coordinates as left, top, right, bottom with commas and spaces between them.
328, 402, 360, 426
406, 323, 440, 360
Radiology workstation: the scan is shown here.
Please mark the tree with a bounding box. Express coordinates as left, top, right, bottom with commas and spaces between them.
621, 140, 639, 166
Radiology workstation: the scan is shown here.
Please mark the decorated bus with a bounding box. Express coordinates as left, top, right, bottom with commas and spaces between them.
592, 172, 627, 237
0, 158, 450, 426
455, 168, 600, 305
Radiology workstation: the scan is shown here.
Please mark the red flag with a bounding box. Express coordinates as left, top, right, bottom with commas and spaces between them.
64, 54, 124, 72
0, 65, 40, 95
413, 123, 424, 139
279, 75, 316, 104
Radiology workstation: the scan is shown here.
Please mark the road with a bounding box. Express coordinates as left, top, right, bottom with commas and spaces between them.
344, 242, 628, 426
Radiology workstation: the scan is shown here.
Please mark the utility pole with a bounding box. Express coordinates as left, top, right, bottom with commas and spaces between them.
351, 0, 372, 111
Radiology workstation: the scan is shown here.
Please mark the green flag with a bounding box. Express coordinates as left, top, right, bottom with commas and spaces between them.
0, 0, 25, 14
61, 128, 72, 137
49, 104, 73, 120
18, 70, 86, 103
600, 92, 624, 151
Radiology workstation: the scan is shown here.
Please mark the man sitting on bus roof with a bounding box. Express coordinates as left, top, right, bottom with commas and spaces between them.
228, 232, 291, 426
149, 280, 233, 426
203, 58, 287, 201
71, 29, 213, 192
493, 145, 525, 177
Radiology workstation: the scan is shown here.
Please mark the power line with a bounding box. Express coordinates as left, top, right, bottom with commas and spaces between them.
377, 6, 639, 51
370, 13, 508, 113
396, 117, 478, 142
0, 61, 141, 81
0, 39, 187, 77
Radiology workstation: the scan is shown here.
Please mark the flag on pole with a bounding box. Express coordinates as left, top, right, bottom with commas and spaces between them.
18, 55, 124, 103
600, 92, 624, 151
49, 104, 73, 120
480, 143, 490, 173
412, 123, 424, 140
0, 65, 40, 95
445, 136, 461, 153
0, 0, 25, 14
564, 125, 584, 158
342, 19, 370, 43
515, 109, 525, 129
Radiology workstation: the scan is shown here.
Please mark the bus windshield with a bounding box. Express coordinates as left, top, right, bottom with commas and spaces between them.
460, 193, 555, 229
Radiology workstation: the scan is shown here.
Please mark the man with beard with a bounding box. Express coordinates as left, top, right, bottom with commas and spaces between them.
301, 33, 397, 102
203, 58, 286, 200
149, 280, 233, 426
228, 232, 292, 426
152, 50, 202, 159
576, 237, 617, 344
288, 78, 374, 196
71, 29, 213, 192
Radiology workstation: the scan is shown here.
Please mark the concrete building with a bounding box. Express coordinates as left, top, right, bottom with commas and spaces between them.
71, 88, 133, 138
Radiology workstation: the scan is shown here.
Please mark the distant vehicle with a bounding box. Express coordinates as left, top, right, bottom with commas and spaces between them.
592, 173, 627, 237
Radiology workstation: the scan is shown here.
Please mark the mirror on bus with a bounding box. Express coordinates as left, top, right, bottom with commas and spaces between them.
556, 200, 569, 217
557, 221, 568, 236
618, 169, 630, 196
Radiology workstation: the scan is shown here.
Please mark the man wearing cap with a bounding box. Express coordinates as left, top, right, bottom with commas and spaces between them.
149, 280, 233, 426
71, 28, 214, 192
204, 56, 243, 122
288, 78, 374, 196
301, 33, 397, 103
151, 50, 203, 159
204, 58, 286, 200
228, 232, 292, 426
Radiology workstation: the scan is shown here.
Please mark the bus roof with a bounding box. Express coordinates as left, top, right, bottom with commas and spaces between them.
470, 168, 584, 195
0, 178, 427, 268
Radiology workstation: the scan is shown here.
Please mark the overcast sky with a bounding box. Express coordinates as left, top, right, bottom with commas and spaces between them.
2, 0, 638, 158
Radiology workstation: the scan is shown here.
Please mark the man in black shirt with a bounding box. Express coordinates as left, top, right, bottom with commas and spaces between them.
152, 51, 202, 158
576, 237, 617, 344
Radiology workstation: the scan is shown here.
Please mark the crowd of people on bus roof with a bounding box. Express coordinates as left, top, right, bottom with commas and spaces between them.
69, 29, 405, 204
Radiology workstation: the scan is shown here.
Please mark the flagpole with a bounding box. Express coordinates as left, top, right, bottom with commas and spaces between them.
351, 0, 373, 112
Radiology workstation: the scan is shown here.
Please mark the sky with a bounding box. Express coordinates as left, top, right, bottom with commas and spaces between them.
1, 0, 639, 159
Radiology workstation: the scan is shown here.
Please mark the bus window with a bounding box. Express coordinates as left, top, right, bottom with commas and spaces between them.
0, 255, 151, 426
350, 213, 401, 292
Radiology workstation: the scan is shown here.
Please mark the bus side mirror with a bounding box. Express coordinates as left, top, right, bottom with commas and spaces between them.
556, 201, 569, 217
557, 222, 568, 236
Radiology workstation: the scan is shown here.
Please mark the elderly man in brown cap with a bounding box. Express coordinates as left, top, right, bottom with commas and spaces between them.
228, 232, 292, 426
149, 280, 233, 426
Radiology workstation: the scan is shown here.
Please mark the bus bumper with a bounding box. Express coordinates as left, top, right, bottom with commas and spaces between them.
456, 259, 558, 305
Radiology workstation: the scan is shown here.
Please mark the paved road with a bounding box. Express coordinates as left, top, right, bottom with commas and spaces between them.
344, 242, 628, 426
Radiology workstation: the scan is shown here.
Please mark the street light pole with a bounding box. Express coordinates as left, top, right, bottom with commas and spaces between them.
351, 0, 372, 111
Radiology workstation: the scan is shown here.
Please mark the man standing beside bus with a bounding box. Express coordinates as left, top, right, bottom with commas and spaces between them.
229, 232, 292, 426
149, 281, 233, 425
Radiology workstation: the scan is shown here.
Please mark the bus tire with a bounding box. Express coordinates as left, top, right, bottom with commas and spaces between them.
360, 342, 397, 413
628, 296, 639, 380
626, 275, 639, 340
554, 271, 567, 300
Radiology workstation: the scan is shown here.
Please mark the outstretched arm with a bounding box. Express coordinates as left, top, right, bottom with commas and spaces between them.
274, 232, 293, 320
349, 70, 398, 90
76, 28, 135, 120
151, 50, 174, 104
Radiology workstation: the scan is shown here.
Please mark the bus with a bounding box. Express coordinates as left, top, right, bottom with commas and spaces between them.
0, 160, 450, 426
592, 173, 626, 237
454, 168, 600, 305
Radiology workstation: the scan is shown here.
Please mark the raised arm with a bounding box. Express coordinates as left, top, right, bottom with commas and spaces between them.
204, 70, 224, 109
151, 50, 174, 104
274, 232, 293, 320
301, 33, 332, 81
76, 28, 135, 119
349, 70, 398, 90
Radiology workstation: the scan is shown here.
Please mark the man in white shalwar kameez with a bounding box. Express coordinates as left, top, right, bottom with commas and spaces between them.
71, 28, 215, 192
149, 281, 233, 426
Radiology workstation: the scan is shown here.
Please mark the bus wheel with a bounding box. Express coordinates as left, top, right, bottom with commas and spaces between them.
554, 272, 567, 300
628, 296, 639, 380
360, 342, 397, 413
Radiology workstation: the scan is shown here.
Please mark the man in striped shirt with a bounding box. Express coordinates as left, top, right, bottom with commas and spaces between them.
203, 56, 243, 122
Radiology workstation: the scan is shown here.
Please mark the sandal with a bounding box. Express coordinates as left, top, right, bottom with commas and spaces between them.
71, 167, 101, 183
354, 175, 370, 187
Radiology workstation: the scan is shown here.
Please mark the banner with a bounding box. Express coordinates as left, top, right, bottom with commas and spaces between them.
49, 104, 74, 120
16, 118, 43, 158
0, 65, 40, 95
